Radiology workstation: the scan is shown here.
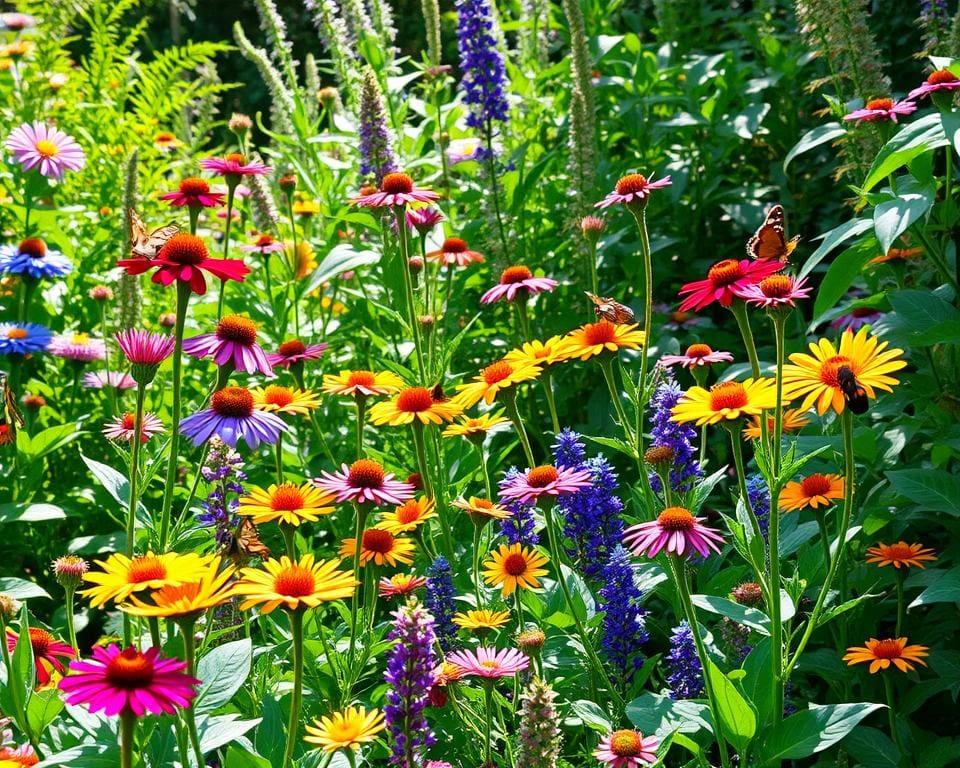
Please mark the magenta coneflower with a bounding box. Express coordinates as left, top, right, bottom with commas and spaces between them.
595, 173, 671, 209
179, 386, 288, 449
159, 177, 225, 208
239, 234, 287, 254
843, 98, 917, 124
117, 233, 249, 296
741, 273, 812, 308
908, 69, 960, 100
48, 332, 106, 362
624, 506, 724, 559
406, 206, 445, 234
499, 464, 593, 504
313, 459, 415, 506
5, 121, 85, 179
446, 647, 530, 679
83, 370, 136, 389
58, 644, 198, 717
6, 627, 75, 686
426, 237, 485, 267
480, 266, 558, 304
353, 172, 440, 208
266, 338, 328, 369
115, 329, 175, 365
182, 315, 273, 376
103, 412, 165, 443
594, 729, 659, 767
678, 258, 785, 312
660, 343, 734, 369
200, 153, 272, 178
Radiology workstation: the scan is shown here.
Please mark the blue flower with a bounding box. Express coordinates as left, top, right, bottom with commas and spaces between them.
648, 378, 702, 493
666, 620, 704, 699
498, 467, 539, 546
746, 473, 770, 540
456, 0, 509, 130
0, 239, 72, 279
196, 438, 248, 549
425, 556, 458, 651
0, 322, 52, 355
598, 545, 648, 680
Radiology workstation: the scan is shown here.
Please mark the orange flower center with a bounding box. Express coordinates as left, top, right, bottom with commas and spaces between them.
818, 355, 854, 387
35, 139, 59, 158
262, 385, 295, 407
395, 501, 422, 524
28, 627, 55, 655
442, 237, 467, 253
928, 69, 959, 85
584, 320, 617, 345
211, 387, 255, 418
801, 474, 833, 497
610, 730, 644, 756
346, 370, 376, 387
644, 445, 675, 464
707, 259, 744, 286
273, 565, 316, 596
527, 465, 559, 487
396, 387, 435, 412
709, 381, 748, 411
105, 647, 155, 689
473, 499, 494, 510
127, 556, 167, 583
278, 339, 306, 356
270, 483, 306, 511
348, 459, 386, 488
866, 98, 893, 111
18, 238, 46, 258
362, 528, 395, 554
255, 234, 274, 247
615, 174, 648, 196
216, 315, 258, 345
686, 343, 713, 358
225, 153, 246, 164
121, 413, 136, 429
502, 552, 529, 576
759, 274, 793, 298
871, 639, 904, 659
159, 233, 208, 265
657, 507, 696, 531
5, 328, 28, 339
155, 132, 176, 143
179, 177, 210, 195
482, 360, 514, 384
500, 265, 533, 284
381, 172, 414, 194
882, 543, 916, 561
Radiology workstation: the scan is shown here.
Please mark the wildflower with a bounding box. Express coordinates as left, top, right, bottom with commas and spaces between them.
580, 215, 606, 237
868, 246, 923, 265
1, 13, 35, 30
122, 563, 237, 619
378, 497, 437, 534
268, 339, 328, 369
660, 343, 734, 369
781, 327, 906, 415
181, 387, 288, 449
406, 207, 445, 235
117, 233, 249, 296
83, 371, 136, 389
379, 573, 427, 598
340, 528, 417, 567
500, 463, 593, 504
456, 0, 510, 129
358, 67, 397, 183
598, 545, 648, 679
0, 322, 51, 355
447, 137, 483, 164
200, 153, 272, 178
480, 265, 558, 304
564, 320, 645, 360
352, 172, 440, 208
5, 121, 84, 179
159, 178, 225, 208
47, 332, 106, 362
505, 336, 574, 368
322, 369, 404, 397
234, 554, 357, 613
5, 628, 74, 685
426, 237, 485, 267
624, 506, 724, 559
678, 258, 786, 311
594, 730, 659, 766
454, 360, 542, 408
452, 609, 511, 631
595, 173, 672, 209
251, 385, 320, 415
741, 273, 812, 308
518, 677, 562, 767
197, 438, 247, 549
59, 645, 198, 716
238, 483, 336, 527
742, 408, 810, 441
0, 238, 72, 279
314, 459, 414, 506
81, 552, 216, 608
304, 706, 386, 753
908, 68, 960, 99
666, 620, 703, 698
240, 234, 286, 254
0, 742, 38, 766
89, 285, 113, 301
443, 412, 510, 439
114, 329, 174, 386
368, 386, 462, 425
451, 496, 511, 524
183, 315, 272, 376
498, 468, 539, 545
670, 378, 779, 426
843, 98, 917, 123
426, 556, 458, 650
483, 543, 549, 596
831, 307, 883, 332
780, 473, 845, 511
843, 637, 929, 673
866, 542, 937, 569
447, 647, 529, 678
52, 555, 88, 589
103, 412, 165, 443
647, 379, 702, 493
292, 199, 322, 216
745, 473, 771, 539
153, 132, 180, 151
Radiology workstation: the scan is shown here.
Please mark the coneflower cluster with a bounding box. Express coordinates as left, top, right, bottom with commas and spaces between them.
517, 677, 562, 767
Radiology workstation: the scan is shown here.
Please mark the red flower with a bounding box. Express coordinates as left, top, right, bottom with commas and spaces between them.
117, 233, 249, 296
677, 258, 785, 312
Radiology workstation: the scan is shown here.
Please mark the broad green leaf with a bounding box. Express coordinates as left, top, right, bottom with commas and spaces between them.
80, 453, 144, 514
757, 702, 885, 763
862, 113, 948, 192
26, 688, 65, 737
706, 660, 757, 753
812, 241, 877, 319
941, 109, 960, 159
196, 639, 253, 713
197, 714, 261, 753
16, 424, 86, 461
886, 469, 960, 516
0, 503, 66, 523
570, 699, 612, 732
798, 219, 873, 280
817, 592, 881, 627
224, 747, 273, 768
878, 291, 960, 348
910, 567, 960, 608
300, 243, 380, 296
873, 185, 934, 254
627, 692, 713, 736
740, 639, 774, 726
784, 122, 845, 171
843, 727, 901, 768
0, 577, 50, 599
36, 745, 119, 768
691, 594, 770, 635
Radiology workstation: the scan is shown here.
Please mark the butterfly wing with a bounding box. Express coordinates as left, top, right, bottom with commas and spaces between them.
585, 291, 636, 324
227, 518, 271, 563
129, 208, 178, 259
0, 374, 23, 446
747, 205, 797, 261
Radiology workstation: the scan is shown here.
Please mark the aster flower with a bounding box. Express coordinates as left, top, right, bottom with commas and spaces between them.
671, 378, 779, 426
456, 0, 510, 130
240, 234, 287, 254
353, 172, 440, 208
83, 370, 136, 389
908, 68, 960, 99
678, 258, 786, 312
117, 233, 249, 296
0, 742, 38, 766
483, 543, 549, 596
0, 238, 72, 279
447, 646, 529, 678
598, 545, 648, 679
647, 379, 702, 494
267, 339, 328, 369
666, 620, 704, 699
47, 332, 106, 362
843, 637, 929, 673
843, 98, 917, 123
595, 173, 672, 209
426, 556, 458, 650
238, 482, 336, 527
660, 343, 734, 369
624, 506, 724, 559
369, 386, 462, 425
183, 315, 272, 376
594, 729, 659, 766
0, 322, 52, 355
234, 554, 357, 613
426, 237, 485, 267
58, 645, 198, 716
5, 121, 85, 179
159, 177, 225, 208
447, 137, 483, 164
179, 386, 288, 449
5, 627, 74, 685
200, 153, 272, 178
866, 541, 937, 569
103, 412, 165, 443
480, 265, 557, 304
304, 706, 386, 753
378, 496, 437, 534
453, 359, 542, 408
322, 369, 404, 397
379, 573, 427, 598
314, 459, 414, 506
780, 473, 845, 512
500, 463, 595, 504
340, 527, 417, 567
251, 385, 319, 416
742, 407, 810, 441
741, 273, 812, 308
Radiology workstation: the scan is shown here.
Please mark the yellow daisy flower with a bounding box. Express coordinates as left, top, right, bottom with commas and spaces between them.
234, 554, 357, 613
563, 320, 645, 361
671, 378, 779, 426
292, 199, 322, 217
368, 386, 462, 426
322, 369, 405, 398
121, 560, 236, 619
482, 543, 549, 597
339, 528, 416, 567
742, 408, 811, 441
378, 496, 437, 534
504, 335, 574, 367
442, 411, 510, 438
453, 360, 542, 409
81, 552, 217, 608
452, 608, 512, 630
238, 482, 337, 526
304, 706, 385, 752
252, 385, 320, 415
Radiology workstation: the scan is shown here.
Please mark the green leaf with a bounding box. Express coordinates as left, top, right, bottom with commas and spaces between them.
910, 566, 960, 608
0, 503, 66, 523
16, 424, 86, 461
879, 290, 960, 348
784, 122, 845, 171
570, 699, 612, 732
812, 241, 878, 319
740, 639, 774, 726
224, 747, 273, 768
80, 453, 142, 513
26, 688, 65, 737
862, 113, 948, 192
817, 592, 881, 627
195, 639, 252, 714
692, 595, 770, 635
0, 577, 50, 600
757, 703, 885, 763
843, 726, 901, 768
626, 692, 713, 735
941, 109, 960, 159
705, 660, 757, 753
12, 604, 36, 704
197, 714, 261, 753
886, 469, 960, 516
798, 219, 873, 280
873, 185, 935, 254
300, 243, 380, 297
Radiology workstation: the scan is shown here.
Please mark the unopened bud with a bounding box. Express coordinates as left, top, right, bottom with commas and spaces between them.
408, 256, 424, 274
0, 593, 19, 619
53, 555, 88, 589
228, 113, 252, 135
89, 285, 113, 301
158, 313, 176, 328
732, 582, 764, 607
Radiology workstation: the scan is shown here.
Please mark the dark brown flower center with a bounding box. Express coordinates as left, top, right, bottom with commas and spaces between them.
18, 238, 46, 258
866, 98, 893, 111
502, 552, 529, 576
105, 648, 155, 689
686, 343, 713, 358
442, 237, 467, 253
278, 339, 306, 356
928, 69, 959, 85
362, 528, 395, 554
179, 177, 210, 195
348, 459, 386, 488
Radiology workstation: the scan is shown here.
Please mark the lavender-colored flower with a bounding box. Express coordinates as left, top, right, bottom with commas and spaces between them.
598, 545, 648, 680
425, 556, 457, 651
358, 68, 397, 183
666, 620, 703, 699
498, 467, 539, 546
746, 473, 770, 540
648, 378, 701, 493
456, 0, 509, 130
197, 437, 247, 549
384, 600, 437, 765
719, 617, 752, 664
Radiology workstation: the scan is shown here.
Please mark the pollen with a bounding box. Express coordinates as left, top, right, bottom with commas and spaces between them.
158, 233, 209, 265
614, 174, 649, 196
866, 98, 894, 111
380, 172, 414, 194
215, 315, 258, 345
127, 556, 167, 583
584, 320, 617, 345
871, 639, 905, 659
644, 445, 676, 465
270, 483, 306, 511
396, 387, 435, 412
442, 237, 467, 252
709, 381, 748, 411
179, 177, 211, 195
610, 730, 644, 756
262, 385, 295, 407
35, 139, 59, 158
211, 387, 255, 418
273, 565, 316, 597
686, 343, 713, 358
346, 370, 377, 387
348, 459, 386, 488
928, 69, 959, 85
527, 465, 559, 487
395, 501, 422, 524
362, 528, 395, 554
28, 627, 55, 655
707, 259, 745, 286
801, 473, 833, 497
657, 507, 696, 531
225, 153, 246, 164
759, 274, 793, 297
500, 265, 533, 284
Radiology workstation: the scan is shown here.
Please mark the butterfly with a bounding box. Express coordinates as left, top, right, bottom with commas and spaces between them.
0, 372, 24, 446
746, 205, 800, 262
128, 208, 179, 259
226, 517, 271, 562
585, 292, 636, 325
837, 365, 869, 415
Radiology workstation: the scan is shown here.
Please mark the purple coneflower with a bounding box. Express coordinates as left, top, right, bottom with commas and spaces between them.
5, 121, 85, 179
623, 506, 724, 559
179, 386, 287, 449
267, 339, 328, 369
114, 329, 174, 385
406, 207, 445, 235
200, 153, 271, 178
103, 412, 165, 443
314, 459, 415, 506
909, 68, 960, 99
159, 177, 225, 209
447, 646, 529, 679
480, 265, 557, 304
660, 343, 734, 369
182, 315, 273, 376
239, 234, 287, 254
499, 463, 593, 504
595, 173, 671, 209
352, 172, 440, 208
83, 370, 136, 389
843, 98, 917, 123
48, 332, 106, 362
741, 273, 812, 308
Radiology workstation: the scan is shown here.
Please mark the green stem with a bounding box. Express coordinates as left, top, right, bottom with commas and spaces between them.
275, 432, 285, 484
768, 314, 787, 724
472, 523, 483, 606
355, 396, 367, 460
348, 504, 370, 662
281, 610, 304, 768
514, 299, 532, 342
484, 119, 510, 258
599, 357, 634, 444
181, 619, 205, 768
218, 182, 238, 320
126, 385, 146, 557
728, 428, 771, 595
392, 206, 427, 381
540, 371, 560, 433
99, 303, 116, 417
475, 441, 494, 500
629, 205, 654, 458
287, 196, 302, 337
64, 588, 77, 651
282, 524, 297, 560
120, 712, 136, 768
483, 682, 494, 765
895, 570, 906, 637
884, 674, 905, 757
502, 390, 535, 466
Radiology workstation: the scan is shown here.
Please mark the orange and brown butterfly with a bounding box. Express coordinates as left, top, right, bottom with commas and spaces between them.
585, 292, 636, 325
128, 208, 179, 259
746, 205, 800, 262
226, 517, 271, 563
0, 372, 24, 446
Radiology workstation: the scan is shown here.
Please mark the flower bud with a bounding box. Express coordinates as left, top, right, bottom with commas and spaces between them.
89, 285, 114, 302
278, 173, 297, 193
228, 112, 252, 136
732, 582, 764, 608
644, 445, 676, 467
52, 555, 88, 589
158, 312, 176, 328
0, 593, 19, 619
318, 86, 339, 107
408, 256, 424, 274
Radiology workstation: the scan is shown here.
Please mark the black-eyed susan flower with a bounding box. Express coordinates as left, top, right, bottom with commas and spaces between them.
442, 411, 510, 439
251, 385, 320, 416
866, 542, 937, 569
779, 474, 844, 512
238, 482, 337, 526
564, 320, 645, 361
377, 496, 437, 534
339, 527, 416, 567
368, 386, 462, 425
234, 554, 357, 613
453, 360, 542, 409
81, 552, 216, 608
322, 369, 404, 398
843, 638, 929, 673
742, 408, 810, 441
482, 543, 549, 596
121, 561, 236, 620
452, 609, 511, 631
670, 378, 778, 426
304, 706, 385, 752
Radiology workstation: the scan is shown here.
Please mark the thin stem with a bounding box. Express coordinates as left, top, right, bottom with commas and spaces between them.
729, 300, 770, 456
629, 205, 654, 457
392, 206, 427, 381
728, 428, 771, 596
64, 588, 77, 651
599, 357, 634, 445
895, 570, 906, 637
768, 314, 787, 724
282, 524, 297, 560
126, 385, 146, 557
181, 619, 205, 768
275, 432, 285, 484
502, 390, 535, 466
484, 120, 510, 258
218, 182, 238, 320
483, 682, 494, 766
475, 441, 493, 500
540, 371, 560, 433
348, 504, 369, 662
884, 674, 905, 757
355, 396, 367, 459
281, 610, 304, 768
513, 299, 532, 342
99, 303, 116, 417
472, 523, 483, 606
286, 196, 302, 337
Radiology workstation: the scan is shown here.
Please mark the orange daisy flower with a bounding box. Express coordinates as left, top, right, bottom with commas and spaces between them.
779, 473, 845, 512
451, 497, 511, 525
482, 543, 549, 596
453, 360, 542, 409
843, 637, 929, 673
865, 542, 937, 569
564, 320, 645, 361
251, 385, 319, 415
339, 528, 416, 567
378, 496, 437, 534
322, 370, 404, 398
742, 408, 811, 441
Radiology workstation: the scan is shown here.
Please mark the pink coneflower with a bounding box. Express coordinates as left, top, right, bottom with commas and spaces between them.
267, 339, 328, 369
58, 644, 198, 717
499, 464, 593, 504
199, 153, 272, 178
313, 459, 415, 506
426, 237, 485, 267
103, 412, 165, 443
114, 329, 175, 365
179, 386, 288, 449
159, 177, 225, 209
480, 266, 558, 304
678, 258, 785, 312
6, 627, 74, 686
594, 730, 659, 767
182, 315, 272, 376
741, 273, 812, 308
843, 98, 917, 124
446, 646, 530, 679
406, 206, 445, 234
352, 172, 440, 208
378, 573, 427, 598
623, 506, 725, 559
83, 370, 136, 389
909, 69, 960, 100
239, 234, 287, 254
1, 12, 36, 30
595, 173, 671, 209
831, 307, 883, 332
660, 343, 734, 369
214, 183, 251, 200
5, 121, 85, 179
117, 233, 249, 296
48, 332, 106, 362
